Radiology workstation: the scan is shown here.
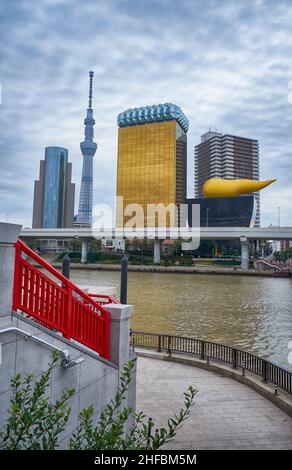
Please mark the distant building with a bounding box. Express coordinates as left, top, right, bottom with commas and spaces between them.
32, 146, 75, 228
101, 239, 125, 252
271, 240, 282, 253
194, 131, 260, 226
281, 240, 292, 251
116, 103, 188, 228
76, 71, 97, 227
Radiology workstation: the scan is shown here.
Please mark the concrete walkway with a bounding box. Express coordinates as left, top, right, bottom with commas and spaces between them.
136, 356, 292, 450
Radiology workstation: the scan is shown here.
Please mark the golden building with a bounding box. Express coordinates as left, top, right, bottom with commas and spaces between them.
116, 103, 188, 228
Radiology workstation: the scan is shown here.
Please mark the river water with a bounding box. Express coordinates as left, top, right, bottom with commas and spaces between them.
71, 270, 292, 370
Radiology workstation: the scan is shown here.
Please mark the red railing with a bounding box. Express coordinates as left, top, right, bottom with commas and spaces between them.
12, 240, 111, 360
88, 293, 119, 305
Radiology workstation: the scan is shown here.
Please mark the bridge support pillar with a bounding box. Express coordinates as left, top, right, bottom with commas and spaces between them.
240, 236, 249, 270
0, 223, 22, 316
153, 239, 161, 265
81, 239, 88, 264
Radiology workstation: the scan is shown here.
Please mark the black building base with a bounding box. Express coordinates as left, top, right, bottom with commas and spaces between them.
187, 196, 255, 228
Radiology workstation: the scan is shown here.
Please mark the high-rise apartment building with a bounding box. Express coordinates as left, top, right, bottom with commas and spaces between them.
194, 131, 260, 226
116, 103, 188, 228
32, 146, 75, 228
76, 71, 97, 226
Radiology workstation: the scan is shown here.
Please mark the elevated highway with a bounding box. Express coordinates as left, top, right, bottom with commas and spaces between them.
20, 226, 292, 268
20, 226, 292, 241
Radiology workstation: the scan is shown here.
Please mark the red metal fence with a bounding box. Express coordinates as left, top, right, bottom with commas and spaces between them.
12, 240, 111, 360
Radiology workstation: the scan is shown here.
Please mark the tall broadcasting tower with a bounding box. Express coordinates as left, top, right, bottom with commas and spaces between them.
77, 71, 97, 226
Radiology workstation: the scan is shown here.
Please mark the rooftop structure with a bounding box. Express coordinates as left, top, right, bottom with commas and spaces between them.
117, 103, 189, 133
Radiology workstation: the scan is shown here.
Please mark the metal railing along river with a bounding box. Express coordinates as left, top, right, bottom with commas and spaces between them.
131, 330, 292, 395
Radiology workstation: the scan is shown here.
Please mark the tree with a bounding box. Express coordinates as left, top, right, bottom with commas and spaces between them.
193, 240, 216, 258
89, 239, 101, 252
71, 239, 81, 252
273, 250, 291, 262
0, 353, 197, 450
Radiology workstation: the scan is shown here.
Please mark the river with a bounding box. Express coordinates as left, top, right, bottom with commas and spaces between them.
71, 270, 292, 370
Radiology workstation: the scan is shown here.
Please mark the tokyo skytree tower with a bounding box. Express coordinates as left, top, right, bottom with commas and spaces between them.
77, 71, 97, 226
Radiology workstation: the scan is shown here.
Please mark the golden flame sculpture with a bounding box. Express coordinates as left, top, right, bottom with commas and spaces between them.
203, 178, 276, 198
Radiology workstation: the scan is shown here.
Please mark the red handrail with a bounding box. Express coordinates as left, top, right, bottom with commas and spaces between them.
12, 240, 112, 360
88, 293, 119, 304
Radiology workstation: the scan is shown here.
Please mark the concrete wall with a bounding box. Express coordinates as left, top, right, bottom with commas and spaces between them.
0, 314, 121, 448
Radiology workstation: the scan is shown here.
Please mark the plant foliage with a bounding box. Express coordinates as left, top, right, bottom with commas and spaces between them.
0, 354, 197, 450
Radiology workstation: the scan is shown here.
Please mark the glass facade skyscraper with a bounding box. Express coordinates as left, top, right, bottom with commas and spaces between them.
116, 103, 188, 228
43, 147, 68, 228
32, 146, 75, 228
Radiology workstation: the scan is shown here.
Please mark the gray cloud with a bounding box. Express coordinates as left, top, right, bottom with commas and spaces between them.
0, 0, 291, 227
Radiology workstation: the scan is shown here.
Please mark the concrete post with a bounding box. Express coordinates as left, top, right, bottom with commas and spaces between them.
0, 223, 22, 317
240, 236, 249, 270
106, 303, 132, 368
81, 239, 88, 264
106, 303, 136, 432
153, 239, 161, 264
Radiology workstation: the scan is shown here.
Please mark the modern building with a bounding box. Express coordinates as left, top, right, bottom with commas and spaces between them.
194, 131, 260, 226
76, 71, 97, 226
187, 196, 255, 228
116, 103, 188, 228
32, 146, 75, 228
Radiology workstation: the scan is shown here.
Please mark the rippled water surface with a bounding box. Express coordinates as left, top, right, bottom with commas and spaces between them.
71, 270, 292, 370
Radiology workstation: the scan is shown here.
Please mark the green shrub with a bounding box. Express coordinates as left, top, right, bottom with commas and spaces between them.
0, 352, 73, 450
0, 353, 197, 450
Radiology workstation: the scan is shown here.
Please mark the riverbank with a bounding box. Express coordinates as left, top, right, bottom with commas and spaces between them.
51, 262, 291, 277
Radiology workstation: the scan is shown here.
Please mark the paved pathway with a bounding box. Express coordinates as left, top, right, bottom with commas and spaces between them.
136, 356, 292, 450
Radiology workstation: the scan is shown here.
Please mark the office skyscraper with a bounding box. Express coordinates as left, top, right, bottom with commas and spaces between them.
32, 146, 75, 228
76, 71, 97, 226
116, 103, 188, 228
194, 131, 260, 226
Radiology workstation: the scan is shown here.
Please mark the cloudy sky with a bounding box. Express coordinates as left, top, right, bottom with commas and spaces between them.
1, 0, 292, 228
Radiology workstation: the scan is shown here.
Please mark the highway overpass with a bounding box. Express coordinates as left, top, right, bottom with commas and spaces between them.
20, 226, 292, 268
20, 226, 292, 241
